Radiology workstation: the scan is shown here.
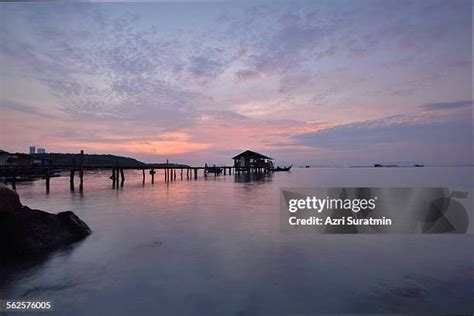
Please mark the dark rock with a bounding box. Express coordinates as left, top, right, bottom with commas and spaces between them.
0, 184, 22, 213
57, 211, 92, 238
0, 187, 91, 263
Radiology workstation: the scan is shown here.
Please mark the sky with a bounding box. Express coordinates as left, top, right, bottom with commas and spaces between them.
0, 0, 472, 166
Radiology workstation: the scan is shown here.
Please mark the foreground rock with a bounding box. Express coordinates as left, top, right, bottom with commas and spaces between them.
0, 184, 22, 213
0, 185, 91, 262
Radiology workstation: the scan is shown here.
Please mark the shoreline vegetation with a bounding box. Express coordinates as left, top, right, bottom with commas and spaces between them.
32, 153, 190, 169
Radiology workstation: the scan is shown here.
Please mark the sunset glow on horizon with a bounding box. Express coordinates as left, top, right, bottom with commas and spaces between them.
0, 1, 472, 166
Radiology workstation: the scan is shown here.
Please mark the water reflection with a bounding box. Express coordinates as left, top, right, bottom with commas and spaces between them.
233, 171, 275, 183
1, 167, 472, 315
1, 241, 83, 291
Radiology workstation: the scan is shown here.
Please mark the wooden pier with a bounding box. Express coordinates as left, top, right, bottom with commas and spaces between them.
0, 162, 237, 193
0, 150, 278, 192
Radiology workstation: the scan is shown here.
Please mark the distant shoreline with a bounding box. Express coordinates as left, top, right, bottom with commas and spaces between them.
298, 165, 474, 168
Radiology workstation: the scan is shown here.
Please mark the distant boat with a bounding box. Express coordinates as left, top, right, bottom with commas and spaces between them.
414, 164, 424, 167
305, 165, 310, 168
270, 165, 292, 172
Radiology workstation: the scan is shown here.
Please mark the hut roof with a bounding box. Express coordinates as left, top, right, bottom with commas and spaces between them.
232, 150, 273, 160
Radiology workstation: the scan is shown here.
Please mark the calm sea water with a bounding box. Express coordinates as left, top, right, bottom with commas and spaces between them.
2, 167, 473, 315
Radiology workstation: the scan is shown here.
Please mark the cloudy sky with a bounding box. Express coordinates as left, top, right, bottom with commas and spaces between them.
0, 0, 472, 165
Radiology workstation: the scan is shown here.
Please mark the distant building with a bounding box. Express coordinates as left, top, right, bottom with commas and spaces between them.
37, 148, 46, 154
29, 146, 36, 154
232, 150, 273, 169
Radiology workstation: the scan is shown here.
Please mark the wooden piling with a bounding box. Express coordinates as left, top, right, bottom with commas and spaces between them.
150, 169, 155, 184
45, 167, 50, 193
174, 169, 176, 180
79, 150, 84, 190
114, 168, 119, 189
142, 169, 145, 184
180, 168, 183, 179
111, 168, 116, 187
11, 169, 16, 190
111, 168, 115, 187
194, 168, 197, 179
120, 169, 125, 186
70, 169, 75, 191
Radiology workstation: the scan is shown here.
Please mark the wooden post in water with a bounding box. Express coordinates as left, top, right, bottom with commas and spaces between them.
11, 168, 16, 191
150, 169, 155, 184
70, 169, 75, 191
194, 168, 197, 180
166, 159, 169, 182
79, 150, 84, 191
45, 166, 50, 193
111, 168, 116, 187
180, 168, 183, 179
113, 168, 117, 189
112, 168, 115, 187
114, 163, 119, 190
120, 169, 125, 186
174, 169, 176, 180
142, 169, 145, 184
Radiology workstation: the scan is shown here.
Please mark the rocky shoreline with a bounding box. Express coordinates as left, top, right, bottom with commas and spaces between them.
0, 185, 91, 263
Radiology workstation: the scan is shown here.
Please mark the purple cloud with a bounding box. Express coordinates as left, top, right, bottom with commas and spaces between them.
418, 100, 473, 111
